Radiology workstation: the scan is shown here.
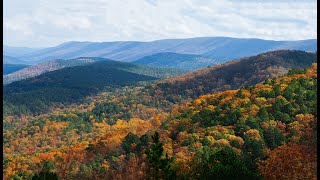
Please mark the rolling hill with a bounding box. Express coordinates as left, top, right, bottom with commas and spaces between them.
3, 57, 185, 85
13, 37, 317, 64
3, 60, 184, 115
133, 52, 219, 71
3, 62, 317, 179
4, 50, 316, 116
145, 50, 317, 103
3, 57, 110, 85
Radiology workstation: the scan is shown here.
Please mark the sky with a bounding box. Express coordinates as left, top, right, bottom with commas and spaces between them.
3, 0, 317, 48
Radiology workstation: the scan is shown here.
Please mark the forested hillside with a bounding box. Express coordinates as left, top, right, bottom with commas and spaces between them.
4, 57, 111, 85
4, 58, 186, 85
3, 0, 317, 179
3, 60, 185, 116
147, 50, 317, 104
3, 63, 317, 179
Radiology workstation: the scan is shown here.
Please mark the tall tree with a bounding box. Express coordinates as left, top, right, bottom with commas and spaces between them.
145, 131, 174, 179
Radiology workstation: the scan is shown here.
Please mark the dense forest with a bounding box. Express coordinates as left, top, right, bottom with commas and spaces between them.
3, 57, 108, 85
4, 50, 315, 118
3, 60, 185, 116
4, 58, 186, 85
3, 62, 317, 179
3, 0, 318, 178
147, 50, 317, 103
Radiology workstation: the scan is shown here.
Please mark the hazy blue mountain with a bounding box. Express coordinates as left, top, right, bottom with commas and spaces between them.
4, 45, 42, 57
19, 41, 141, 64
133, 52, 219, 71
3, 64, 30, 75
202, 38, 317, 60
3, 55, 28, 64
16, 37, 317, 64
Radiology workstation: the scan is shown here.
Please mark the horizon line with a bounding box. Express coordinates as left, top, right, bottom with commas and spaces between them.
4, 36, 317, 49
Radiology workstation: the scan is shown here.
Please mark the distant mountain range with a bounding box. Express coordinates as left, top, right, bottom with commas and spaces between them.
133, 52, 219, 71
4, 37, 317, 64
3, 55, 27, 64
4, 45, 42, 57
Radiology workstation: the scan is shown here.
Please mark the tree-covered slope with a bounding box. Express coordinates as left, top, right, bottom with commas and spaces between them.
4, 61, 165, 116
152, 63, 317, 179
4, 57, 186, 85
4, 60, 185, 116
3, 63, 317, 179
147, 50, 317, 104
3, 57, 110, 85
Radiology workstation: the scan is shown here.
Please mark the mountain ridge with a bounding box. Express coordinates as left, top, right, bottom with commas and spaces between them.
4, 57, 185, 85
10, 37, 316, 64
146, 50, 317, 103
3, 57, 110, 85
4, 45, 42, 57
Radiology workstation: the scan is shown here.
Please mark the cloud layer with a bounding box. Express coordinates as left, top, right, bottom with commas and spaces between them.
4, 0, 317, 47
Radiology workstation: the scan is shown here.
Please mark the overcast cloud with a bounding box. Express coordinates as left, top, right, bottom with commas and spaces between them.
3, 0, 317, 47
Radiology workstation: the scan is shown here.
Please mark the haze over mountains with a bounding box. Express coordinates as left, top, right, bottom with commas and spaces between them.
4, 37, 317, 65
3, 55, 28, 64
4, 45, 42, 57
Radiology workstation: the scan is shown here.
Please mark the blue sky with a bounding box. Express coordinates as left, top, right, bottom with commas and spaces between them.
4, 0, 317, 47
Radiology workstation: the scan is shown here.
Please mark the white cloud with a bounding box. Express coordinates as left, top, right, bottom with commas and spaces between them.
3, 0, 317, 47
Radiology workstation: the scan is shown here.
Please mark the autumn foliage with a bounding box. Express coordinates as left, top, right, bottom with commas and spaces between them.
3, 63, 317, 179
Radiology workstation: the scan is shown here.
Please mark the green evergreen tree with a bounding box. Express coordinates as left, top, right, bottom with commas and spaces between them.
263, 127, 286, 149
145, 131, 174, 179
200, 146, 258, 179
258, 107, 269, 122
122, 132, 140, 153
